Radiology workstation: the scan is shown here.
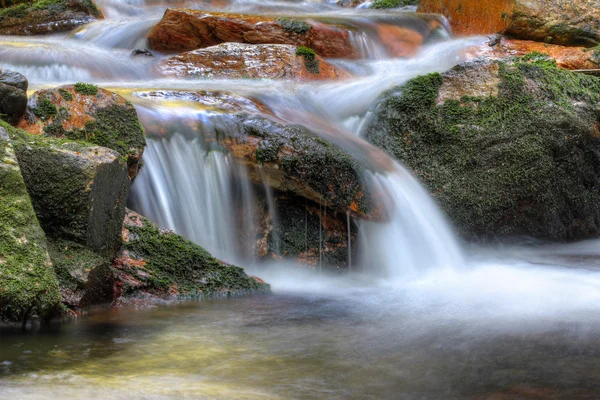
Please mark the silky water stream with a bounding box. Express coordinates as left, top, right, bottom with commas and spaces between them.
1, 1, 600, 398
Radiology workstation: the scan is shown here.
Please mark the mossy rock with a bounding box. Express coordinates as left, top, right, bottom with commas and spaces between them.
0, 0, 102, 35
0, 121, 60, 324
19, 84, 146, 178
113, 210, 270, 299
365, 58, 600, 241
9, 126, 130, 257
47, 238, 114, 310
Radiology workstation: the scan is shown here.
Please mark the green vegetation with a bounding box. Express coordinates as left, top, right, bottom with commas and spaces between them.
366, 57, 600, 240
33, 96, 57, 120
296, 46, 320, 74
122, 214, 269, 296
277, 18, 312, 35
74, 82, 98, 95
371, 0, 418, 9
0, 0, 100, 19
58, 88, 73, 101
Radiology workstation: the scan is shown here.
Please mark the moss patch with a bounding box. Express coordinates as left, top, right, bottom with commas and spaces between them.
277, 18, 312, 35
33, 96, 57, 120
365, 58, 600, 240
371, 0, 418, 9
122, 214, 269, 296
74, 82, 98, 95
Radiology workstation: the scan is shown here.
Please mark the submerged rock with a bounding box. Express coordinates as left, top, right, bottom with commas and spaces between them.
147, 9, 358, 58
0, 0, 103, 35
159, 43, 351, 80
0, 122, 61, 324
0, 69, 27, 125
10, 129, 130, 257
365, 58, 600, 241
419, 0, 600, 46
113, 210, 270, 302
18, 84, 146, 179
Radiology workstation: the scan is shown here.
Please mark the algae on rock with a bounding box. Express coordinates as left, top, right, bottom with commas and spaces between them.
365, 58, 600, 241
0, 122, 60, 324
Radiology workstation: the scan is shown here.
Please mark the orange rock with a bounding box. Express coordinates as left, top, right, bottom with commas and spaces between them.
418, 0, 513, 36
376, 24, 425, 57
159, 43, 351, 80
147, 9, 359, 58
465, 38, 600, 70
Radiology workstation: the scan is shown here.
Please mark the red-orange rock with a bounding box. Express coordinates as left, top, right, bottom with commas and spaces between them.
159, 43, 352, 80
147, 9, 359, 58
376, 24, 425, 57
465, 38, 600, 70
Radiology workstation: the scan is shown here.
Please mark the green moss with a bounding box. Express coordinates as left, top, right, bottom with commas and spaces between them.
58, 88, 73, 101
123, 215, 268, 296
0, 120, 61, 324
296, 46, 320, 74
366, 58, 600, 240
33, 97, 57, 120
277, 18, 312, 35
74, 82, 98, 95
0, 0, 100, 20
371, 0, 417, 9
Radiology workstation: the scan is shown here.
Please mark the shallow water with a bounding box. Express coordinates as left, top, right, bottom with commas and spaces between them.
3, 243, 600, 399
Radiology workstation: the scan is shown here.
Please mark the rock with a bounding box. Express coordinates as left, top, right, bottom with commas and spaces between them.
147, 9, 359, 58
371, 0, 419, 8
47, 238, 114, 311
207, 113, 378, 219
17, 84, 146, 179
418, 0, 600, 46
466, 38, 600, 70
256, 193, 356, 270
507, 0, 600, 46
337, 0, 367, 7
113, 210, 270, 302
0, 68, 28, 125
131, 48, 154, 57
0, 122, 61, 324
365, 58, 600, 241
0, 0, 103, 35
159, 43, 351, 80
10, 128, 130, 257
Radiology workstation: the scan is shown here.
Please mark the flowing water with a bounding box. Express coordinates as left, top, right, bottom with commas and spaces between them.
1, 0, 600, 398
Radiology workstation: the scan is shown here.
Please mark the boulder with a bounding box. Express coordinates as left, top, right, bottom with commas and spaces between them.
209, 114, 378, 219
147, 9, 359, 58
18, 84, 146, 178
0, 0, 103, 35
256, 193, 355, 270
418, 0, 600, 46
0, 68, 27, 125
365, 58, 600, 241
0, 122, 61, 324
10, 129, 130, 257
466, 38, 600, 70
113, 210, 269, 303
159, 43, 352, 80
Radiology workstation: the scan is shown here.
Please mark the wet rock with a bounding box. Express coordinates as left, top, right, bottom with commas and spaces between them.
159, 43, 351, 80
0, 69, 27, 125
337, 0, 367, 7
18, 84, 146, 179
466, 38, 600, 71
256, 193, 356, 270
208, 113, 378, 219
113, 209, 270, 303
418, 0, 600, 46
131, 48, 154, 57
0, 0, 103, 35
147, 9, 358, 58
0, 122, 61, 324
10, 128, 130, 257
365, 58, 600, 241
